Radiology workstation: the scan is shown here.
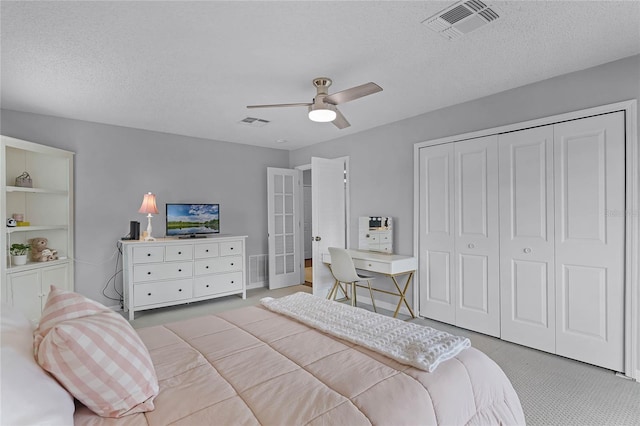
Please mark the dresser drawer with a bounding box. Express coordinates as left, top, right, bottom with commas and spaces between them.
132, 246, 164, 263
165, 244, 193, 261
133, 262, 193, 282
220, 240, 242, 256
194, 255, 243, 275
133, 279, 193, 307
193, 272, 243, 297
194, 242, 219, 259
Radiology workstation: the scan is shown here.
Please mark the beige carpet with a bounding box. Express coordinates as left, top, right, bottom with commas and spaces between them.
125, 285, 640, 426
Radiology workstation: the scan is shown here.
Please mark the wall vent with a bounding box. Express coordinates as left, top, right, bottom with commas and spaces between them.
422, 0, 501, 40
249, 254, 268, 287
239, 117, 270, 127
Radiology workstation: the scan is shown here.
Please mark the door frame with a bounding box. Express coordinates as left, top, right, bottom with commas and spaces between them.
295, 156, 351, 287
413, 99, 639, 380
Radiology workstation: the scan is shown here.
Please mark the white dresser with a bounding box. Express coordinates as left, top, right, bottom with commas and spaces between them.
121, 235, 247, 320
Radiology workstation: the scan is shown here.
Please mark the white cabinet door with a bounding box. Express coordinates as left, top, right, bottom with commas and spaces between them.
7, 270, 42, 324
554, 112, 625, 371
499, 125, 556, 352
418, 143, 456, 323
454, 136, 500, 337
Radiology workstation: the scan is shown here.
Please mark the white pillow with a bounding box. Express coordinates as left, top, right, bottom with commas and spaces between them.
0, 303, 75, 425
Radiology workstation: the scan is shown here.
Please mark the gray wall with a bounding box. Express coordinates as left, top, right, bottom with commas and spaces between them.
0, 111, 289, 306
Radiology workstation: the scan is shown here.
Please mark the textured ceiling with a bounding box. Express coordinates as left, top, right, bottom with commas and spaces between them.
1, 1, 639, 150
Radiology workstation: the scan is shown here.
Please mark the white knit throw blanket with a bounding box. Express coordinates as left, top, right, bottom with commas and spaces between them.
261, 292, 470, 372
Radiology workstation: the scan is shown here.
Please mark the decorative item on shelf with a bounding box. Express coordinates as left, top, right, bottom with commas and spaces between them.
138, 192, 159, 241
16, 221, 30, 226
12, 213, 24, 221
7, 218, 17, 227
15, 171, 33, 188
29, 237, 59, 262
9, 243, 30, 266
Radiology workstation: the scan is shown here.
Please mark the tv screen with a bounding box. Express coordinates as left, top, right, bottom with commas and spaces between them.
166, 203, 220, 237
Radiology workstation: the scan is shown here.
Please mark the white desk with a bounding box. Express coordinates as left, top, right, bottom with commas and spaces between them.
322, 249, 417, 318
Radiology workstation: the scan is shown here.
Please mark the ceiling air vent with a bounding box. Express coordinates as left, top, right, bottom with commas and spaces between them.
239, 117, 270, 127
422, 0, 501, 40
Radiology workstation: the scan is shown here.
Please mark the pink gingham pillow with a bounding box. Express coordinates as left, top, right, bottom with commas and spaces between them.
34, 286, 158, 418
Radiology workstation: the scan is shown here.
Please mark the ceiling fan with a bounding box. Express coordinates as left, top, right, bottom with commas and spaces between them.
247, 77, 382, 129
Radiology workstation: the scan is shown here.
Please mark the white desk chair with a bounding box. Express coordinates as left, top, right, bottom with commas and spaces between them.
327, 247, 377, 313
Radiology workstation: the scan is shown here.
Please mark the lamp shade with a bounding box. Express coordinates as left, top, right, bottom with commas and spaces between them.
138, 192, 159, 215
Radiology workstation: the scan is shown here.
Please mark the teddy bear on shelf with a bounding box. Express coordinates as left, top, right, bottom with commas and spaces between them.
29, 237, 59, 262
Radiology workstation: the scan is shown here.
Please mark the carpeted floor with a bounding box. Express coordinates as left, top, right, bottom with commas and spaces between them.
125, 285, 640, 426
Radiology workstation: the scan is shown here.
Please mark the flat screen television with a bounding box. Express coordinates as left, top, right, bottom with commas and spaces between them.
166, 203, 220, 238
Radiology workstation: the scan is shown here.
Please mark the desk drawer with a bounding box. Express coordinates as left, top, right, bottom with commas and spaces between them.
165, 244, 193, 261
195, 242, 219, 259
132, 246, 164, 263
193, 272, 243, 297
134, 262, 193, 282
134, 279, 192, 307
352, 258, 390, 274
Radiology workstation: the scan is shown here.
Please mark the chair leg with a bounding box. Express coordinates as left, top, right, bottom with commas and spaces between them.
366, 280, 377, 313
328, 280, 339, 300
351, 282, 357, 307
338, 282, 348, 300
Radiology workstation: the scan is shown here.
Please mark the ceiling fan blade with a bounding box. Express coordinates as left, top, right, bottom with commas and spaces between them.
332, 108, 350, 129
324, 82, 382, 105
247, 102, 311, 109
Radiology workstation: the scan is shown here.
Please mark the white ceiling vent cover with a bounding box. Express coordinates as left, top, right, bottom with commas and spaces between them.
423, 0, 501, 40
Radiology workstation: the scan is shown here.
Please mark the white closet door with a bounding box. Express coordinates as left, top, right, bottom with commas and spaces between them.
418, 143, 455, 323
454, 136, 500, 337
554, 112, 625, 372
499, 126, 556, 352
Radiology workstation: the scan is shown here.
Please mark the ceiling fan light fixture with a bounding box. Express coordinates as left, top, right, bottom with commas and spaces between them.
308, 103, 337, 122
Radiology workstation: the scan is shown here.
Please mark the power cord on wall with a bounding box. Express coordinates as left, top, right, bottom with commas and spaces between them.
72, 241, 124, 305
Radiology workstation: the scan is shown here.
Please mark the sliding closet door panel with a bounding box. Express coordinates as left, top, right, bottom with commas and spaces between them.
454, 136, 500, 337
499, 126, 556, 352
419, 143, 456, 323
554, 112, 625, 372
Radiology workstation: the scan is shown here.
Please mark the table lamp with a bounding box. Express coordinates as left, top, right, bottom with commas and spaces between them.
138, 192, 159, 241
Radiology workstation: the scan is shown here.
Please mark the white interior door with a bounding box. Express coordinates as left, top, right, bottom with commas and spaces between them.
267, 167, 302, 289
418, 143, 456, 323
554, 112, 625, 371
499, 125, 556, 352
454, 135, 500, 337
311, 157, 346, 298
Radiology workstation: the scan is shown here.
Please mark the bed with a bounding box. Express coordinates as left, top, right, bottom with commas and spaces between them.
2, 289, 525, 425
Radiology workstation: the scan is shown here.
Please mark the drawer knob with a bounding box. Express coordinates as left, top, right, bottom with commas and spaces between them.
206, 266, 209, 269
230, 263, 234, 266
178, 269, 182, 272
524, 247, 532, 254
178, 251, 182, 255
468, 243, 475, 249
178, 289, 182, 292
206, 249, 209, 252
147, 253, 151, 257
147, 292, 151, 296
231, 281, 234, 284
206, 284, 210, 288
147, 272, 151, 275
230, 247, 234, 250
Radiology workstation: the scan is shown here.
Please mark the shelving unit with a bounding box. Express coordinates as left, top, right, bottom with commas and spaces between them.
1, 135, 74, 323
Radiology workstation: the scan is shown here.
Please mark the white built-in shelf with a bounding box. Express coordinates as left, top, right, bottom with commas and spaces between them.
6, 225, 69, 234
6, 186, 68, 195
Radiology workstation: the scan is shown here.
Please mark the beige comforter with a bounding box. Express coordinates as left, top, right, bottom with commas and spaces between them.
74, 305, 525, 425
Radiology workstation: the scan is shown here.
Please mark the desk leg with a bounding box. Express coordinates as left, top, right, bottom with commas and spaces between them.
390, 271, 416, 318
